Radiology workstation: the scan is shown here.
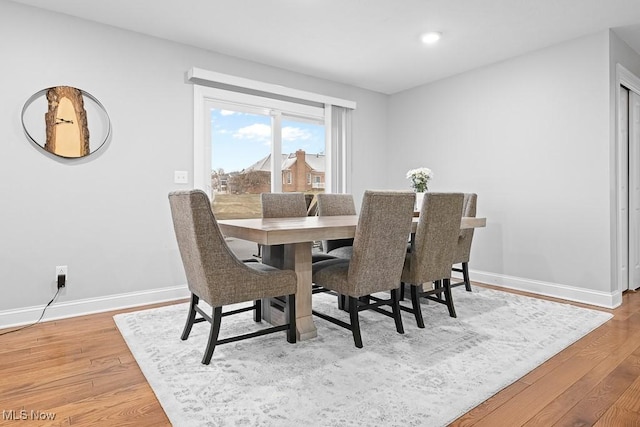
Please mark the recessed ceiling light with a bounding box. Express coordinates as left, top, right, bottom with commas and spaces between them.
421, 31, 442, 45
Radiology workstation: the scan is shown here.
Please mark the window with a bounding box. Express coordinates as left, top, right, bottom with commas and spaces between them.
191, 68, 355, 219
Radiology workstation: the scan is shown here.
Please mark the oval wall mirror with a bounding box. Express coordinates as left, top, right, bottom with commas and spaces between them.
22, 86, 111, 159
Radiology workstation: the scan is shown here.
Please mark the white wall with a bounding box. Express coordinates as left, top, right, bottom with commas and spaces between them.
610, 31, 640, 80
0, 1, 389, 325
3, 2, 633, 324
388, 32, 615, 306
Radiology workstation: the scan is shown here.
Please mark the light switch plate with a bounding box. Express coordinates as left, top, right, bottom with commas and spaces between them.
174, 171, 188, 184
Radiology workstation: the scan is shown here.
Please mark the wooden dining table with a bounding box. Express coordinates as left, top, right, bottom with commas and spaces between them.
218, 214, 486, 340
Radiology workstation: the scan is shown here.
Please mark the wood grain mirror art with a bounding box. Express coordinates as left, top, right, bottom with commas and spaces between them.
22, 86, 111, 159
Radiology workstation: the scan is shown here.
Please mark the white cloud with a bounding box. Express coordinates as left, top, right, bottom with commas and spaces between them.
234, 123, 271, 142
219, 110, 236, 116
282, 126, 311, 142
231, 124, 313, 147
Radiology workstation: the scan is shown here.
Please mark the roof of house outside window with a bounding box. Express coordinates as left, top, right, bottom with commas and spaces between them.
243, 150, 325, 173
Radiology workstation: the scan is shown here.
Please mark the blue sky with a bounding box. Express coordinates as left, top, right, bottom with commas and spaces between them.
210, 108, 325, 173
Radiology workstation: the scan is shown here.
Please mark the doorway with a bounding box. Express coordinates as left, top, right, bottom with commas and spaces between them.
620, 83, 640, 291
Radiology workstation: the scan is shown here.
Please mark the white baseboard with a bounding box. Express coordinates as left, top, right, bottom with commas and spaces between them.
453, 269, 621, 309
0, 285, 190, 329
2, 269, 621, 329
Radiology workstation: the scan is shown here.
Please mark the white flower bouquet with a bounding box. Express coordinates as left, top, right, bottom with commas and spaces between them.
406, 167, 433, 192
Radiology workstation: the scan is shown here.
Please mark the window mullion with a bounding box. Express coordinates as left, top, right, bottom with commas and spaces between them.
271, 111, 283, 193
324, 104, 333, 193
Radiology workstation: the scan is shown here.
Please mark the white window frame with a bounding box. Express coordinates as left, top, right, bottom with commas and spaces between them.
190, 68, 355, 195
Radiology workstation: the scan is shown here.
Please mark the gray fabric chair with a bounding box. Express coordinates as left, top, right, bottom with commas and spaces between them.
261, 192, 308, 219
451, 193, 477, 292
168, 190, 297, 365
311, 190, 415, 348
317, 193, 356, 259
260, 193, 335, 269
401, 192, 464, 327
316, 193, 356, 310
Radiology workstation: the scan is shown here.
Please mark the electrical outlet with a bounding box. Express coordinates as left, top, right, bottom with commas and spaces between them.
56, 265, 67, 289
56, 265, 68, 279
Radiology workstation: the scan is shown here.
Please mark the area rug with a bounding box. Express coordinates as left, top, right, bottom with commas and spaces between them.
114, 287, 612, 427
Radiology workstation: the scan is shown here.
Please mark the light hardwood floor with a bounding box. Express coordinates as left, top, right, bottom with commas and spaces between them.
1, 284, 639, 426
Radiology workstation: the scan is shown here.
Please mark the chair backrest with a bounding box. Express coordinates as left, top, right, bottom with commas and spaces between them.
168, 190, 245, 304
317, 193, 357, 216
453, 193, 477, 264
347, 190, 415, 296
261, 192, 307, 218
260, 192, 308, 269
408, 192, 464, 284
317, 193, 357, 253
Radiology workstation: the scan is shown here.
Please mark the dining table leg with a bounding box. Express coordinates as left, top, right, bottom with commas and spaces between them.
284, 241, 317, 340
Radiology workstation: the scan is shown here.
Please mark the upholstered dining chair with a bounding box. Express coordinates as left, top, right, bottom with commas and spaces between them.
400, 192, 464, 327
311, 190, 415, 348
451, 193, 477, 292
168, 190, 297, 365
316, 193, 357, 310
316, 193, 357, 259
260, 192, 335, 269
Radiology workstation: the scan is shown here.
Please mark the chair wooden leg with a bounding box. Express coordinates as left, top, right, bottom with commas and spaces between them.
253, 299, 262, 322
462, 262, 472, 292
443, 278, 457, 318
349, 297, 363, 348
391, 288, 404, 334
181, 293, 199, 341
286, 294, 296, 344
399, 282, 405, 301
410, 285, 425, 328
202, 306, 222, 365
434, 280, 443, 300
338, 293, 346, 311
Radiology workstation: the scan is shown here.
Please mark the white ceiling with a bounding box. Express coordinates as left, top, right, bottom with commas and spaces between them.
9, 0, 640, 94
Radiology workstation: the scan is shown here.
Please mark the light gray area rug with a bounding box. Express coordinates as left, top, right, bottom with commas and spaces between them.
114, 287, 612, 427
